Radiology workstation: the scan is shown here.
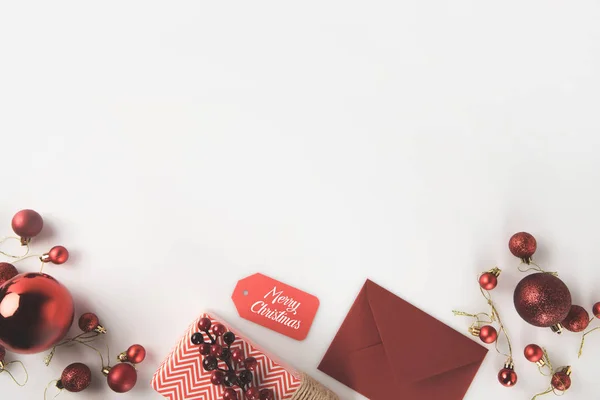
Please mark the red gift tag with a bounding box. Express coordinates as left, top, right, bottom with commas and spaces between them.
232, 273, 320, 340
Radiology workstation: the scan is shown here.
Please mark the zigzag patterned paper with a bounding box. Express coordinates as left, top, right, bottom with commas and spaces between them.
152, 313, 302, 399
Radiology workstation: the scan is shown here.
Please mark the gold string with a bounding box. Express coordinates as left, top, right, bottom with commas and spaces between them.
542, 348, 554, 374
518, 261, 558, 276
44, 380, 62, 400
77, 341, 111, 368
44, 332, 100, 366
531, 387, 554, 400
0, 236, 30, 259
578, 326, 600, 358
0, 360, 29, 386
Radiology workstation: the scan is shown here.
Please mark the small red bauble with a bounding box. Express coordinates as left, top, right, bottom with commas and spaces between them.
509, 232, 537, 263
551, 370, 572, 391
259, 389, 274, 400
11, 209, 43, 239
210, 370, 224, 385
479, 273, 498, 291
244, 357, 257, 370
60, 363, 92, 392
48, 246, 69, 264
562, 305, 590, 333
0, 263, 18, 287
210, 344, 222, 357
223, 388, 238, 400
198, 318, 212, 331
231, 348, 244, 363
107, 363, 137, 393
498, 367, 518, 387
479, 325, 498, 344
78, 313, 100, 333
0, 345, 5, 362
245, 387, 260, 400
524, 344, 544, 363
513, 273, 572, 328
593, 302, 600, 319
126, 344, 146, 364
211, 323, 226, 337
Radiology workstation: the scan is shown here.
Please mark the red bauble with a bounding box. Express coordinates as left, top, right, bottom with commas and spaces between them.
593, 302, 600, 319
513, 273, 571, 328
524, 344, 544, 363
245, 387, 260, 400
562, 305, 590, 333
107, 363, 137, 393
127, 344, 146, 364
11, 209, 43, 239
479, 325, 498, 344
479, 273, 498, 291
78, 313, 100, 333
0, 273, 74, 353
60, 363, 92, 392
211, 323, 226, 337
223, 388, 238, 400
0, 345, 5, 362
498, 368, 518, 387
0, 263, 18, 287
551, 371, 572, 391
509, 232, 537, 263
231, 348, 244, 363
48, 246, 69, 265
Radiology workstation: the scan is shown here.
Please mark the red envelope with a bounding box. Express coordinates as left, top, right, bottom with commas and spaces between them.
319, 280, 487, 399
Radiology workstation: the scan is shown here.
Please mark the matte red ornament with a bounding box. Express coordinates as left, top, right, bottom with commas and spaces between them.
524, 344, 544, 363
498, 367, 518, 387
0, 263, 18, 287
513, 273, 571, 330
245, 387, 260, 400
551, 370, 572, 391
562, 305, 590, 333
593, 302, 600, 319
479, 325, 498, 344
47, 246, 69, 265
0, 272, 74, 353
60, 363, 92, 392
211, 323, 226, 337
478, 272, 498, 291
107, 363, 137, 393
231, 347, 244, 363
11, 209, 43, 240
509, 232, 537, 263
223, 388, 238, 400
126, 344, 146, 364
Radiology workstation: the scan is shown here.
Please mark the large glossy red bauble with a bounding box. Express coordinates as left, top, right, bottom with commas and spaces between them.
0, 273, 74, 353
524, 344, 544, 363
61, 363, 92, 392
48, 246, 69, 264
513, 273, 571, 327
107, 363, 137, 393
509, 232, 537, 262
562, 305, 590, 333
479, 273, 498, 291
0, 263, 18, 287
11, 209, 43, 239
127, 344, 146, 364
479, 325, 498, 344
551, 371, 571, 391
593, 302, 600, 319
498, 368, 518, 387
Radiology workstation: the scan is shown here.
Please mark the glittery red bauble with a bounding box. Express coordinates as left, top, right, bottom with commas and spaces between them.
0, 273, 74, 354
78, 313, 100, 333
498, 368, 518, 387
11, 209, 43, 239
509, 232, 537, 262
0, 263, 18, 287
562, 305, 590, 333
524, 344, 544, 363
61, 363, 92, 392
479, 273, 498, 291
551, 371, 571, 391
48, 246, 69, 265
127, 344, 146, 364
0, 345, 5, 361
479, 325, 498, 344
513, 273, 571, 328
107, 363, 137, 393
593, 302, 600, 319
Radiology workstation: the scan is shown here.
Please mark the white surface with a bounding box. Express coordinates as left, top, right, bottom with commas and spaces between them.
1, 1, 600, 399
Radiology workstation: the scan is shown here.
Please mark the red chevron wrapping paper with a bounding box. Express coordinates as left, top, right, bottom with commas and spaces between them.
152, 313, 303, 399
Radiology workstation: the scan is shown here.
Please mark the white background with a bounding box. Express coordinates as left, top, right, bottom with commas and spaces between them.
1, 1, 600, 399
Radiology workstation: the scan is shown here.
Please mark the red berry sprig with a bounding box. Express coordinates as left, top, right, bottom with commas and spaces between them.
191, 318, 274, 400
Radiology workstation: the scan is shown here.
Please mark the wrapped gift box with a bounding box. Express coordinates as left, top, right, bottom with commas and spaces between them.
152, 313, 338, 400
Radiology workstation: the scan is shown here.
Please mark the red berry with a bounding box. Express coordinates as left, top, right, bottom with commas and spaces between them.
231, 348, 245, 363
478, 272, 498, 291
524, 344, 544, 363
244, 357, 257, 370
479, 325, 498, 344
210, 344, 222, 357
198, 318, 212, 331
223, 388, 238, 400
210, 370, 224, 385
245, 387, 260, 400
259, 389, 274, 400
199, 343, 211, 355
211, 323, 226, 336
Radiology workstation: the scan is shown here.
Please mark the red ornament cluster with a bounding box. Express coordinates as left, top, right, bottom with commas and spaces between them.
191, 317, 274, 400
524, 344, 572, 397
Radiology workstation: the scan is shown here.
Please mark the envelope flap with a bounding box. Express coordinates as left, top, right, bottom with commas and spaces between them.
366, 280, 488, 383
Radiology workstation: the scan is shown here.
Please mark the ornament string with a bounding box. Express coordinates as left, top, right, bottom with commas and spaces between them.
531, 388, 554, 400
44, 380, 62, 400
518, 261, 557, 276
45, 332, 101, 366
0, 236, 30, 259
0, 360, 29, 386
578, 326, 600, 358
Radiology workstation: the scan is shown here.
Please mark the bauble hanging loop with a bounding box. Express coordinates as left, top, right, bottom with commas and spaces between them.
11, 209, 43, 245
